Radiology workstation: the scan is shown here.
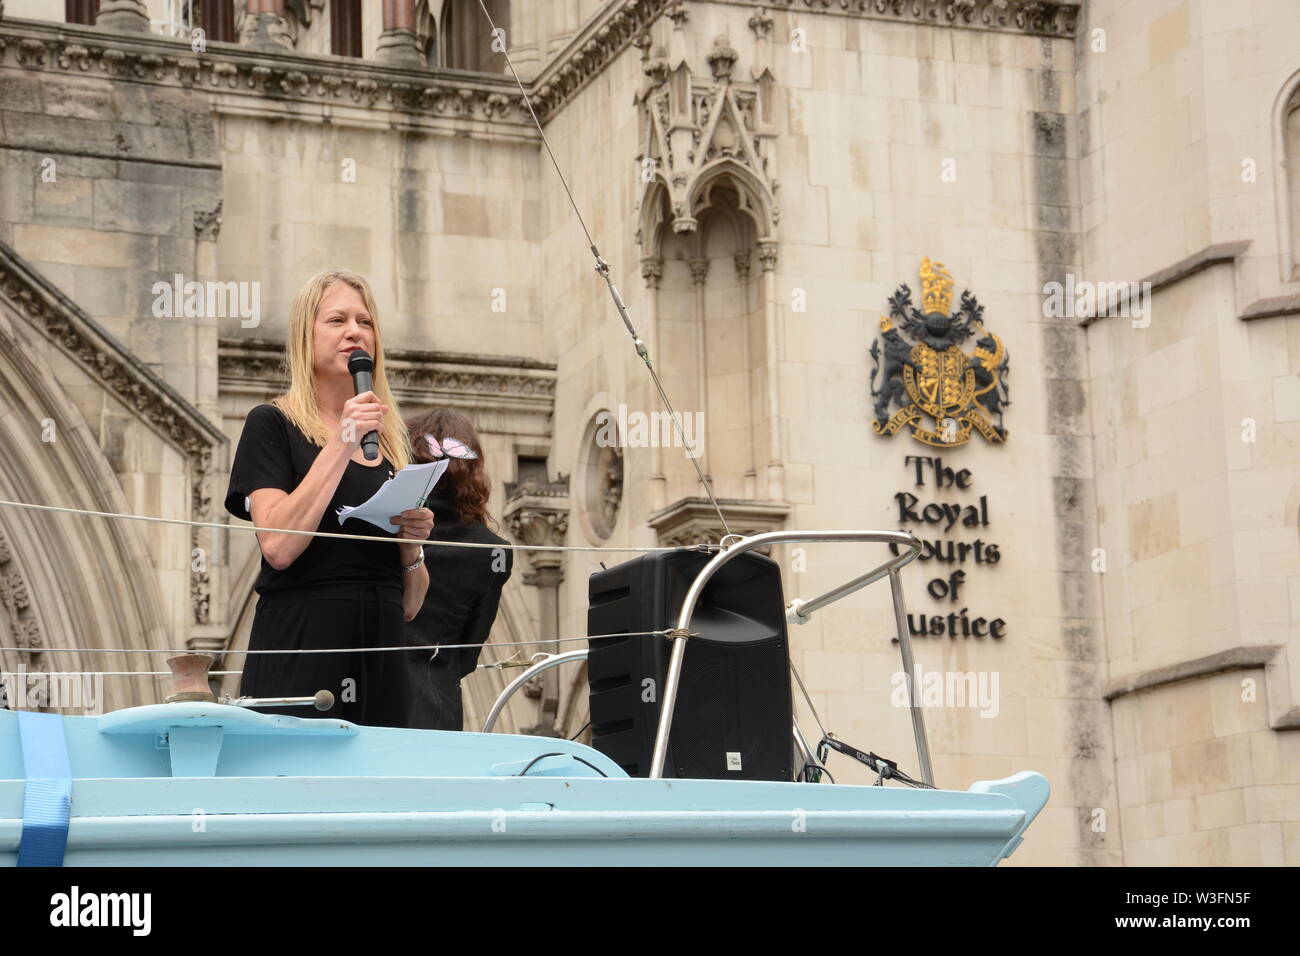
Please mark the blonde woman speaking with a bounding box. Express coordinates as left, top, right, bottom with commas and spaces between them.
224, 270, 433, 727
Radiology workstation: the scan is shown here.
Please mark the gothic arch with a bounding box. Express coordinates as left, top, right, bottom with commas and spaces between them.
1272, 66, 1300, 281
0, 318, 171, 713
637, 177, 673, 259
687, 159, 776, 244
638, 162, 774, 261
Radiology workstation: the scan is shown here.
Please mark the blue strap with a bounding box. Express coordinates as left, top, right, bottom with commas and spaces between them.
16, 711, 71, 867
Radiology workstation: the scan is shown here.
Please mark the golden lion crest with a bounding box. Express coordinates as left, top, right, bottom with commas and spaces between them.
869, 258, 1009, 447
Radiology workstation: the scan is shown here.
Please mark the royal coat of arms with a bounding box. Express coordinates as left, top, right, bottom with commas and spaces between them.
869, 257, 1010, 446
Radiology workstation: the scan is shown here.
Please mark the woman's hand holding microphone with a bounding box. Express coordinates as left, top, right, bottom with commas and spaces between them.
334, 391, 435, 565
337, 390, 387, 454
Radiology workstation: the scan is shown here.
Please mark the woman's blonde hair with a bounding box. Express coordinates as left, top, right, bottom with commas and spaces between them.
274, 270, 412, 470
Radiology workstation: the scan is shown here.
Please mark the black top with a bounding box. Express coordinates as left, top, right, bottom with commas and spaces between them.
224, 403, 403, 596
403, 488, 513, 680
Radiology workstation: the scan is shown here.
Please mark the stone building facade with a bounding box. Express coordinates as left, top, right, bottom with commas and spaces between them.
0, 0, 1296, 866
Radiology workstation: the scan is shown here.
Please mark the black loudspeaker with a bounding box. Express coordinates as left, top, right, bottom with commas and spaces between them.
586, 549, 793, 780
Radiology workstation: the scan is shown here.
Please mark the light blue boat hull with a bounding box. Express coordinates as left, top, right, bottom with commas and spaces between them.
1, 704, 1049, 866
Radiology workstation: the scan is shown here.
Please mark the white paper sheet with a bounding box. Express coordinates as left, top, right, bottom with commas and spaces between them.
335, 459, 449, 533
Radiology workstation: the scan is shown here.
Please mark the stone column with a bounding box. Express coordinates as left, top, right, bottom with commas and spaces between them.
642, 255, 667, 511
736, 251, 757, 499
506, 0, 541, 80
193, 202, 223, 428
96, 0, 150, 32
241, 0, 292, 52
188, 203, 226, 659
689, 256, 712, 482
376, 0, 425, 68
758, 241, 784, 502
503, 481, 570, 737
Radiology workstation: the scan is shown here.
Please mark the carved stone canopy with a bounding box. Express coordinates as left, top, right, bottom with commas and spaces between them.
634, 18, 779, 252
648, 496, 791, 554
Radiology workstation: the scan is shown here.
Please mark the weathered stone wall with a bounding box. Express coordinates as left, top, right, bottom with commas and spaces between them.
1079, 0, 1300, 864
0, 66, 222, 403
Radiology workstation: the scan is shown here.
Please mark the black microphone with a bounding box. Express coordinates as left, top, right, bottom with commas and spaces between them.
347, 349, 380, 461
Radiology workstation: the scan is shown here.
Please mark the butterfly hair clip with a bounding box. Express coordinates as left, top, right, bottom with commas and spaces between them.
424, 435, 478, 461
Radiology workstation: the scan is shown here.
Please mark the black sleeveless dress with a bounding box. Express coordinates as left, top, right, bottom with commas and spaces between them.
223, 403, 412, 728
401, 488, 512, 731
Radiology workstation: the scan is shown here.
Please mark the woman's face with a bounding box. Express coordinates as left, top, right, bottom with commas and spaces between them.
312, 281, 376, 380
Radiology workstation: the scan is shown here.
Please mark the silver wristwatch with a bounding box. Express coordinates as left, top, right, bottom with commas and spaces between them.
402, 549, 426, 572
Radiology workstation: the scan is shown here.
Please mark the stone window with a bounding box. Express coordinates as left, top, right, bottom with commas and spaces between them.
576, 415, 622, 542
65, 0, 99, 24
1277, 69, 1300, 280
331, 0, 362, 57
1287, 101, 1300, 278
198, 0, 236, 43
441, 0, 509, 73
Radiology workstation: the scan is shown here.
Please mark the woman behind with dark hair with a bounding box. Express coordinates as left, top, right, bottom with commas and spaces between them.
402, 407, 513, 730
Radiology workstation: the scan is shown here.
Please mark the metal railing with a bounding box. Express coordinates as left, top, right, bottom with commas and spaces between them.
481, 649, 589, 734
482, 529, 930, 786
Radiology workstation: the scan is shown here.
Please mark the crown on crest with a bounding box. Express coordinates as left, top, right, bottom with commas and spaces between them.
919, 256, 954, 315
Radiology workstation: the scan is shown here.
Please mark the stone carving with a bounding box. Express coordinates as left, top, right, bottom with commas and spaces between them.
505, 477, 571, 574
194, 201, 223, 242
635, 23, 779, 248
16, 37, 46, 68
598, 447, 624, 537
869, 257, 1010, 446
754, 0, 1077, 37
219, 338, 558, 403
191, 472, 212, 626
649, 496, 790, 554
641, 255, 664, 289
0, 528, 48, 705
0, 19, 529, 125
581, 439, 624, 542
706, 35, 737, 81
0, 1, 1074, 140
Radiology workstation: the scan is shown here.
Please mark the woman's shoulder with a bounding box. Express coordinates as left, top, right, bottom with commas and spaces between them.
460, 520, 509, 547
243, 402, 306, 442
246, 401, 288, 424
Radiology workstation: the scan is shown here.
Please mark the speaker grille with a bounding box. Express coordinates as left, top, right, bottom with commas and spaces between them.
587, 550, 793, 781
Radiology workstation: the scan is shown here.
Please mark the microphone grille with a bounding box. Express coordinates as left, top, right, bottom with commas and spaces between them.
347, 349, 374, 374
